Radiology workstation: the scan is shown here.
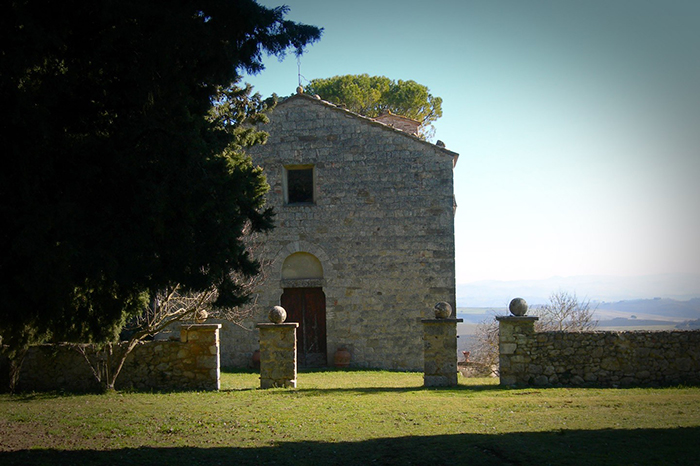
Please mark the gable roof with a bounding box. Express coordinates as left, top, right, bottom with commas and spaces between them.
275, 92, 459, 167
373, 112, 421, 136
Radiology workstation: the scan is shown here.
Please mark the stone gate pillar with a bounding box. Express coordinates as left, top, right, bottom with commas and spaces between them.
496, 298, 538, 386
256, 306, 298, 389
179, 323, 222, 391
422, 302, 463, 387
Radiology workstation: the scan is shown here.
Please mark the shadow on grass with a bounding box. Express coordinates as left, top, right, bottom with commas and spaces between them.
219, 382, 503, 395
272, 384, 505, 396
222, 367, 504, 395
1, 426, 698, 466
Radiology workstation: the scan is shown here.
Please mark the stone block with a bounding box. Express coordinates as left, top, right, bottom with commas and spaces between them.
510, 355, 530, 364
570, 375, 584, 385
500, 375, 517, 386
197, 356, 218, 370
675, 358, 692, 371
424, 375, 457, 387
600, 357, 620, 371
500, 343, 517, 355
533, 375, 549, 386
424, 360, 438, 375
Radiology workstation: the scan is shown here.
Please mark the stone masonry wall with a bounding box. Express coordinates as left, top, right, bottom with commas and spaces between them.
2, 324, 221, 392
498, 317, 700, 387
221, 93, 458, 371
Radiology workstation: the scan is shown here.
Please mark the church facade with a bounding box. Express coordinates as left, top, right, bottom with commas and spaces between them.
218, 91, 458, 371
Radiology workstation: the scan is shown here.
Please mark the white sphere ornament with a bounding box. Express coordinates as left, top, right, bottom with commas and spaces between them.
269, 306, 287, 324
194, 309, 208, 323
434, 302, 452, 319
509, 298, 529, 316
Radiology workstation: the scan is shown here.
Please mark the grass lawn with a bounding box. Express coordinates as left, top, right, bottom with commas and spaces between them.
1, 370, 699, 465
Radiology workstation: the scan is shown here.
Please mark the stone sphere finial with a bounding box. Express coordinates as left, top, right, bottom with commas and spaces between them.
269, 306, 287, 324
509, 298, 528, 316
194, 309, 208, 323
434, 302, 452, 319
296, 85, 304, 95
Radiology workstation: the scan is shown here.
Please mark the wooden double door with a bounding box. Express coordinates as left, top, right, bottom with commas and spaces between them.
281, 287, 327, 367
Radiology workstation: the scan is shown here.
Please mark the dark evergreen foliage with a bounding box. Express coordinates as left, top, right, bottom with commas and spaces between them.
0, 0, 321, 352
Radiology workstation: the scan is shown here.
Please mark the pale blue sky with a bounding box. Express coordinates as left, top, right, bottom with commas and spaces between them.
244, 0, 700, 286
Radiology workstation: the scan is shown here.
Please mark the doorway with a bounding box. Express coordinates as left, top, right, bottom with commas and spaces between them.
281, 287, 327, 367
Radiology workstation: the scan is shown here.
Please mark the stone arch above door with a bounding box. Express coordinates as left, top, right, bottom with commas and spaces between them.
281, 252, 323, 285
273, 241, 335, 288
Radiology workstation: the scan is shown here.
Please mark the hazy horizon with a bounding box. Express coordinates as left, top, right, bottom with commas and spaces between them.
456, 272, 700, 307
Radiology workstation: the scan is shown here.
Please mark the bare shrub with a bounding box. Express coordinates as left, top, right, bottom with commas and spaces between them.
533, 291, 598, 332
468, 318, 501, 377
76, 227, 270, 392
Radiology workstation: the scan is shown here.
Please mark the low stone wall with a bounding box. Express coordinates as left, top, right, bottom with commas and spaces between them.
497, 316, 700, 387
1, 324, 221, 392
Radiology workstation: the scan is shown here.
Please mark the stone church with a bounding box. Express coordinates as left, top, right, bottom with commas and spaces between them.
218, 89, 458, 371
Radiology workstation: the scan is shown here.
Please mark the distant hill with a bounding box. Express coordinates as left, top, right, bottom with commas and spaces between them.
596, 317, 679, 328
595, 298, 700, 320
457, 273, 700, 307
